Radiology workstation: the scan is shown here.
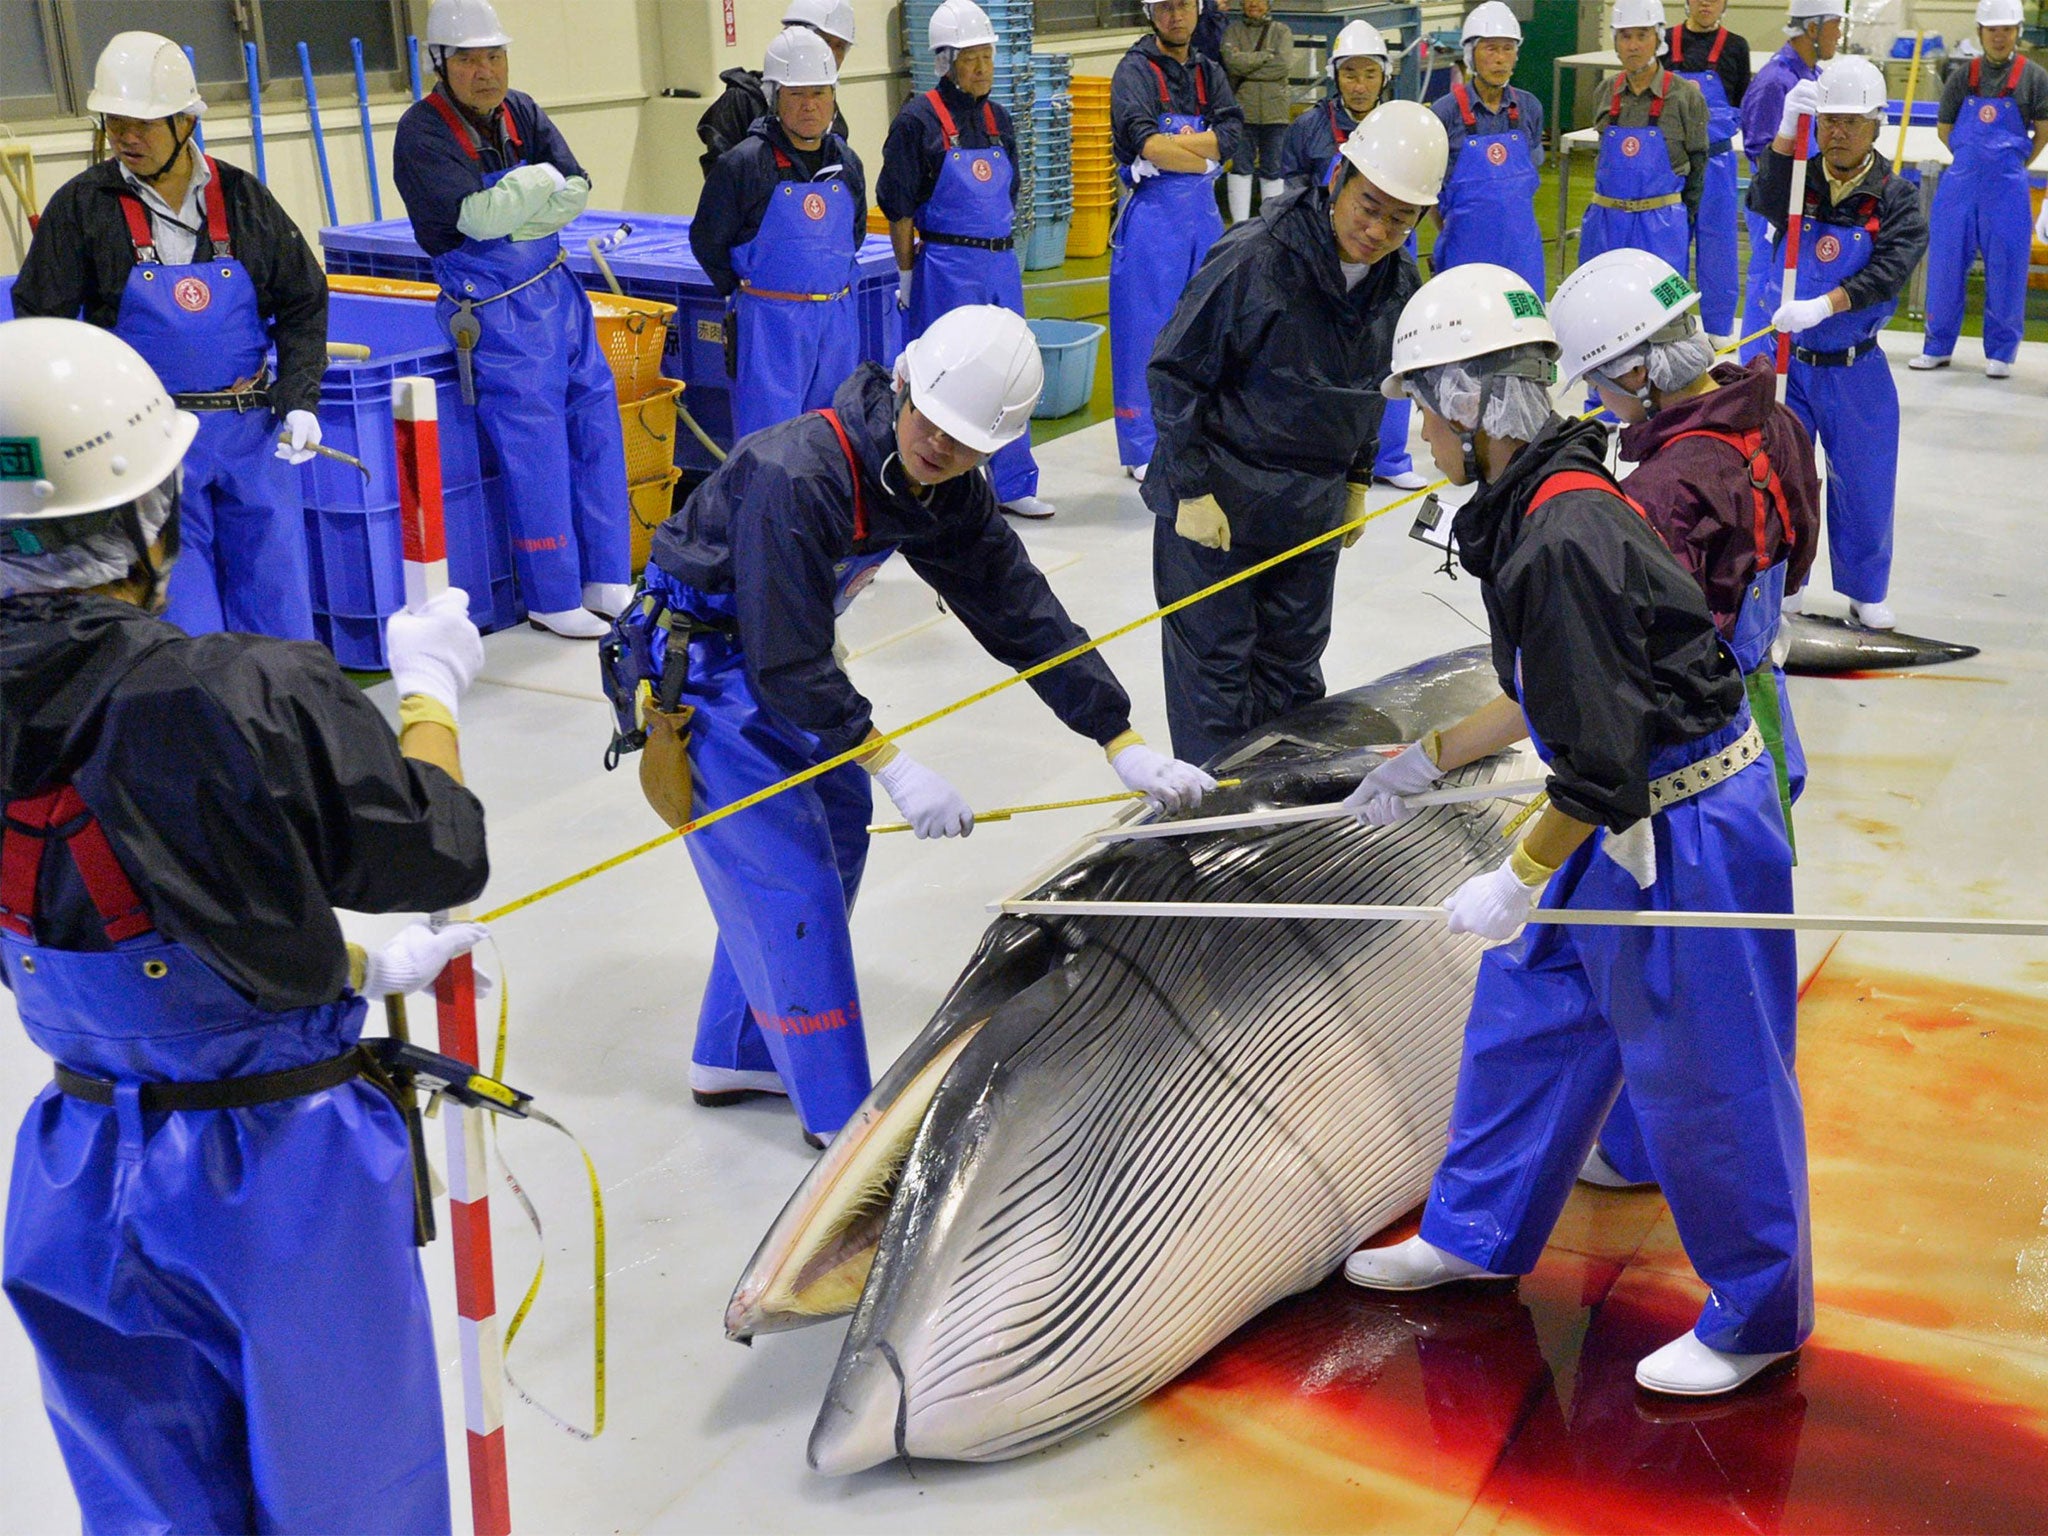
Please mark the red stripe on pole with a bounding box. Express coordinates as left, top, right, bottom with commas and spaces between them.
467, 1429, 512, 1536
395, 415, 448, 566
435, 952, 480, 1062
1775, 114, 1813, 384
448, 1197, 499, 1319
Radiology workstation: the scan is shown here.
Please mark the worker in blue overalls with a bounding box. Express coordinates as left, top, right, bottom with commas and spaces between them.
392, 0, 631, 641
1579, 0, 1709, 279
1278, 21, 1429, 491
631, 308, 1212, 1146
878, 0, 1055, 519
1, 318, 492, 1534
1339, 264, 1809, 1402
1109, 0, 1244, 482
1549, 249, 1821, 1191
692, 27, 866, 448
1737, 0, 1841, 363
1429, 1, 1547, 296
12, 32, 327, 643
1667, 0, 1752, 344
1912, 0, 2048, 380
1753, 57, 1928, 632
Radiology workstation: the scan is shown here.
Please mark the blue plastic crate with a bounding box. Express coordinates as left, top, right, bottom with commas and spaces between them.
1028, 318, 1101, 418
327, 289, 451, 356
0, 273, 14, 317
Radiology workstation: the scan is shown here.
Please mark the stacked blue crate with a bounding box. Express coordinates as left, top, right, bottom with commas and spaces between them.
1028, 53, 1074, 269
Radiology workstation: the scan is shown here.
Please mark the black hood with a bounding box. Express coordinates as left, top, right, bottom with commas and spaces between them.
0, 592, 179, 800
829, 364, 990, 548
1452, 414, 1612, 584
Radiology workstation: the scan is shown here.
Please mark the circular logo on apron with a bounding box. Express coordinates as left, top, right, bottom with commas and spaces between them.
839, 563, 880, 604
1814, 233, 1841, 264
1487, 141, 1509, 167
804, 191, 828, 221
1621, 135, 1642, 158
1979, 102, 2000, 124
972, 158, 994, 182
172, 277, 212, 312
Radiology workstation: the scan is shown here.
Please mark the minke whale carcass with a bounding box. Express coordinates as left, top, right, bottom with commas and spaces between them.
728, 647, 1539, 1474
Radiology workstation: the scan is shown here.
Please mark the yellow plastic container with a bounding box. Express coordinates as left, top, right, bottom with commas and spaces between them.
619, 380, 685, 486
629, 468, 684, 573
1068, 204, 1113, 259
589, 292, 677, 403
327, 273, 440, 300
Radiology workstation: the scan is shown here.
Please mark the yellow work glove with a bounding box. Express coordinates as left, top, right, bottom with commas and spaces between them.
1341, 481, 1370, 548
1175, 494, 1231, 551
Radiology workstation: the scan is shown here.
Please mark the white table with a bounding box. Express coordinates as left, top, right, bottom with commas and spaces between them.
1549, 49, 1622, 150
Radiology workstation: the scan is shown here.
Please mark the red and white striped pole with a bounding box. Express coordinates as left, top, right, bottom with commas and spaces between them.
393, 375, 513, 1536
1774, 112, 1814, 402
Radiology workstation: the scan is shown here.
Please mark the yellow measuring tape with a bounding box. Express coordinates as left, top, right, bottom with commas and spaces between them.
479, 324, 1783, 929
867, 777, 1245, 835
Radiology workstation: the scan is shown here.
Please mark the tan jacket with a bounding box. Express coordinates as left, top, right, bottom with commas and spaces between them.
1222, 17, 1296, 125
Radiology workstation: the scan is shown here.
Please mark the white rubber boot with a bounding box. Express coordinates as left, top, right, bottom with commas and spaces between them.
1579, 1145, 1657, 1189
583, 581, 633, 619
1376, 469, 1430, 491
1635, 1330, 1794, 1396
1985, 358, 2012, 379
1343, 1235, 1507, 1292
1127, 462, 1148, 484
1001, 495, 1056, 519
1258, 176, 1286, 206
1849, 598, 1896, 630
1226, 173, 1253, 223
528, 606, 611, 639
1907, 352, 1950, 370
689, 1064, 788, 1107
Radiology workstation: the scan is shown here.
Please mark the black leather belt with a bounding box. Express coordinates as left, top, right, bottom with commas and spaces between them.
54, 1048, 365, 1111
920, 230, 1015, 251
173, 367, 274, 414
1792, 337, 1880, 368
1708, 137, 1734, 156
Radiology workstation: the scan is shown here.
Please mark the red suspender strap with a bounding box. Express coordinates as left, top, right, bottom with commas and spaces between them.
1453, 80, 1477, 129
118, 192, 158, 261
427, 89, 481, 160
1507, 93, 1519, 126
498, 100, 522, 149
1668, 26, 1682, 62
0, 788, 153, 944
1526, 469, 1651, 522
200, 157, 231, 255
983, 100, 999, 137
1969, 57, 1982, 92
1707, 27, 1729, 64
818, 409, 869, 544
1650, 72, 1670, 121
772, 143, 793, 171
1147, 58, 1171, 107
927, 88, 960, 149
1666, 427, 1797, 568
1148, 56, 1206, 113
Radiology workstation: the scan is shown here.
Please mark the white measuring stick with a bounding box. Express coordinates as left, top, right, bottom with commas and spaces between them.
990, 896, 2048, 938
1094, 778, 1551, 844
394, 375, 513, 1536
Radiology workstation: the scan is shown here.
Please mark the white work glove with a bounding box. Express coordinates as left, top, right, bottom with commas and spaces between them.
1111, 743, 1218, 812
361, 919, 494, 999
1443, 857, 1546, 944
1342, 738, 1444, 827
1201, 157, 1223, 179
1773, 293, 1836, 334
1777, 78, 1822, 142
1129, 158, 1161, 183
875, 753, 975, 839
1175, 494, 1231, 551
275, 409, 322, 465
385, 588, 485, 718
896, 266, 914, 310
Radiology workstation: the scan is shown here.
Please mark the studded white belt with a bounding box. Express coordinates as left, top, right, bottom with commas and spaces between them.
1647, 720, 1766, 812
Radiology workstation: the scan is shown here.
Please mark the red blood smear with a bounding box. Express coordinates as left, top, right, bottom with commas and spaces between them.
1166, 1264, 2048, 1534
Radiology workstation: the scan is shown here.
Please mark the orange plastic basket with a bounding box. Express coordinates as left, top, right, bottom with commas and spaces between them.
619, 380, 685, 485
590, 292, 677, 402
629, 468, 684, 573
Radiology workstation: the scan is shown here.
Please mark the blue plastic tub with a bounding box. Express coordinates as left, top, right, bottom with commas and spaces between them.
1028, 317, 1101, 418
1024, 218, 1070, 271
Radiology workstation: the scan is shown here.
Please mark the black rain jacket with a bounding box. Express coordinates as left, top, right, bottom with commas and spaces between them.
0, 593, 487, 1012
649, 365, 1134, 758
694, 68, 849, 178
1141, 184, 1418, 548
1453, 416, 1744, 831
12, 158, 329, 417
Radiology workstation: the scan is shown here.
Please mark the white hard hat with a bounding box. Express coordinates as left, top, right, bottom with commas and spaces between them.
1612, 0, 1668, 35
425, 0, 512, 51
1461, 2, 1524, 45
763, 26, 839, 90
1816, 55, 1887, 116
1337, 100, 1450, 207
898, 306, 1043, 455
0, 320, 197, 529
1977, 0, 2024, 25
785, 0, 857, 45
1331, 20, 1391, 73
1548, 248, 1701, 387
1787, 0, 1847, 21
930, 0, 998, 52
86, 32, 205, 121
1383, 262, 1558, 399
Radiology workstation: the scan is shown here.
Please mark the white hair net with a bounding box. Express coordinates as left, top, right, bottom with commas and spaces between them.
935, 45, 957, 75
0, 481, 178, 599
1405, 363, 1556, 442
1600, 327, 1719, 394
